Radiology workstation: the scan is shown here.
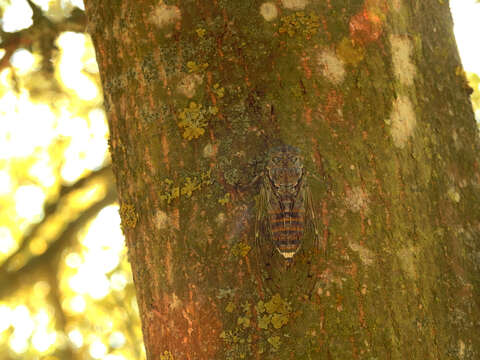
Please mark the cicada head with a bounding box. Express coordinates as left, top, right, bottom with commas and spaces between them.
266, 145, 304, 195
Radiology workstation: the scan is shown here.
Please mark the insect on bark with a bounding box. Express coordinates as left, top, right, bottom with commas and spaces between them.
256, 145, 318, 262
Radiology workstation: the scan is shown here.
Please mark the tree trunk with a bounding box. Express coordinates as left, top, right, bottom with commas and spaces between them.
84, 0, 480, 358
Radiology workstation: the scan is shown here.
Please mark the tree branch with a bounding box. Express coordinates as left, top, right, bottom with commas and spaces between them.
0, 3, 86, 72
0, 164, 113, 273
0, 185, 117, 300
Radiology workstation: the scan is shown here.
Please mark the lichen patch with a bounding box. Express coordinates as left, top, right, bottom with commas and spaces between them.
260, 2, 278, 21
389, 96, 416, 148
176, 73, 203, 98
315, 49, 346, 85
344, 186, 370, 212
349, 242, 375, 265
149, 2, 181, 28
281, 0, 308, 10
390, 35, 416, 86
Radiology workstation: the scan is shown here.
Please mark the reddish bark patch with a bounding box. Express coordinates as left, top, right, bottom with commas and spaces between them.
148, 290, 223, 359
349, 9, 383, 45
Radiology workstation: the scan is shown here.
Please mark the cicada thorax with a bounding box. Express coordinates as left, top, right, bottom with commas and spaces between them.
265, 145, 306, 261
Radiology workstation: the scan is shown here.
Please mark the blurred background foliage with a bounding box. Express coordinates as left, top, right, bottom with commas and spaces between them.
0, 0, 143, 359
0, 0, 477, 360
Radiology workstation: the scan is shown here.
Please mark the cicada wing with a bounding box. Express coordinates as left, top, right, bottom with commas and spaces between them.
304, 185, 321, 256
254, 184, 270, 248
255, 181, 280, 269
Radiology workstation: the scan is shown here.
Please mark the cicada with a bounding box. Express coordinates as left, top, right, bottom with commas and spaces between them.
255, 145, 319, 262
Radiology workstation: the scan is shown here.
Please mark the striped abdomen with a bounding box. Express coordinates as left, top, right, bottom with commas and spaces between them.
269, 207, 305, 259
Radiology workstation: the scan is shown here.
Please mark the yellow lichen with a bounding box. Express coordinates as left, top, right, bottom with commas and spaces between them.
226, 302, 236, 313
337, 37, 365, 66
278, 12, 320, 38
187, 61, 208, 73
213, 83, 225, 98
177, 102, 207, 140
181, 177, 201, 197
218, 193, 230, 205
160, 170, 213, 204
177, 102, 218, 140
231, 242, 251, 257
160, 350, 174, 360
195, 28, 206, 37
119, 203, 137, 230
159, 178, 180, 204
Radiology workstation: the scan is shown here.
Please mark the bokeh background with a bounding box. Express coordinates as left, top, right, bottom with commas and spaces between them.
0, 1, 478, 359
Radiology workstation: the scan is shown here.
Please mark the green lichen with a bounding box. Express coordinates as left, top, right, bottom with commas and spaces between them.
267, 336, 281, 351
265, 294, 292, 315
255, 294, 292, 330
278, 12, 320, 38
220, 295, 294, 357
220, 301, 254, 359
220, 330, 252, 359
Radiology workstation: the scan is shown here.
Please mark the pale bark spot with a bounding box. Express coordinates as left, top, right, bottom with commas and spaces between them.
344, 186, 369, 213
389, 96, 416, 148
215, 212, 226, 225
361, 284, 367, 294
398, 247, 418, 279
169, 293, 182, 310
203, 143, 216, 158
390, 35, 416, 86
176, 73, 203, 98
448, 187, 461, 203
281, 0, 309, 10
154, 210, 169, 229
149, 2, 181, 28
392, 0, 403, 12
458, 339, 466, 359
315, 49, 346, 85
260, 2, 278, 21
349, 242, 375, 265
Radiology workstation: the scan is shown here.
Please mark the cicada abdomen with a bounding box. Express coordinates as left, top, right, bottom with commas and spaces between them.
256, 145, 317, 261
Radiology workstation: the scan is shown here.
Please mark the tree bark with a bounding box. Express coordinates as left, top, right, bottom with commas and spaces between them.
85, 0, 480, 358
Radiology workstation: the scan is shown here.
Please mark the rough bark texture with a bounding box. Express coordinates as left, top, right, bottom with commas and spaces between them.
85, 0, 480, 358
